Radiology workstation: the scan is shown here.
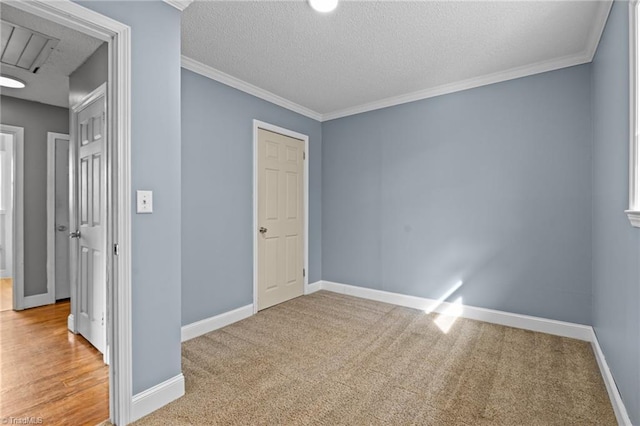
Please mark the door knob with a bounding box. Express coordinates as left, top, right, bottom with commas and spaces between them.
69, 230, 81, 239
259, 227, 267, 234
57, 225, 68, 232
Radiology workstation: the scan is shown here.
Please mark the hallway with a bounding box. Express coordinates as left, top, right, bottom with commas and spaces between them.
0, 300, 109, 425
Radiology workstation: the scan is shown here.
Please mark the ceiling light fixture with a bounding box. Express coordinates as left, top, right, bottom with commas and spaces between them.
0, 75, 26, 89
309, 0, 338, 13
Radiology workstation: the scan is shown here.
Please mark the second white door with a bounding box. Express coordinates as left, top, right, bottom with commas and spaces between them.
71, 86, 107, 355
257, 128, 304, 311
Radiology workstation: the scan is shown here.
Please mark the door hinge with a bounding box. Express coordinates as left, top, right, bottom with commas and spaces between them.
303, 268, 306, 277
101, 313, 105, 326
113, 243, 120, 256
303, 151, 306, 160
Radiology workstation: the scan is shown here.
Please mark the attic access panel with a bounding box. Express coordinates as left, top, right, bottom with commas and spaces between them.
0, 20, 59, 73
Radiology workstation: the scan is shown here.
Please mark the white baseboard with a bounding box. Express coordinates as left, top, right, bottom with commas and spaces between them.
318, 280, 630, 423
22, 293, 54, 310
67, 314, 75, 332
590, 330, 632, 426
305, 280, 322, 295
320, 280, 592, 341
181, 304, 253, 342
131, 373, 185, 423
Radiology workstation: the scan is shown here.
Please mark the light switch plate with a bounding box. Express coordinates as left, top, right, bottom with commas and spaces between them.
137, 190, 153, 213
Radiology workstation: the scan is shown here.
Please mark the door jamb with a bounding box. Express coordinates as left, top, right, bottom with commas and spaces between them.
7, 1, 133, 424
47, 132, 70, 304
252, 120, 309, 314
0, 125, 24, 310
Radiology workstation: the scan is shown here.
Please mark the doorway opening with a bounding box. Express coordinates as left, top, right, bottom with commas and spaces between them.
0, 1, 132, 424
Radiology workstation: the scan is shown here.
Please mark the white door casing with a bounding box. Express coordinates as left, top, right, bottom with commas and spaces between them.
70, 84, 107, 359
48, 133, 71, 300
6, 2, 133, 424
0, 125, 24, 310
0, 131, 15, 280
254, 122, 308, 311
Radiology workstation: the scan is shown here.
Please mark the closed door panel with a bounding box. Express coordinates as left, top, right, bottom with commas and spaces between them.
257, 129, 304, 310
54, 136, 70, 300
73, 95, 106, 355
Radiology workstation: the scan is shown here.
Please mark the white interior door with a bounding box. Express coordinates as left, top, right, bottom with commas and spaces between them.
71, 86, 107, 356
48, 133, 71, 300
0, 132, 14, 279
257, 128, 304, 310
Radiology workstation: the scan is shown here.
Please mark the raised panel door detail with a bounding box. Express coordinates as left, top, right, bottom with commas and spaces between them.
92, 116, 102, 142
286, 146, 297, 163
265, 169, 279, 220
81, 121, 89, 146
80, 158, 89, 226
257, 128, 304, 310
286, 172, 298, 219
92, 154, 101, 226
73, 94, 106, 356
285, 235, 298, 284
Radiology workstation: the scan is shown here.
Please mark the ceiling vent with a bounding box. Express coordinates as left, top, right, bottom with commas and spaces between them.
0, 20, 59, 73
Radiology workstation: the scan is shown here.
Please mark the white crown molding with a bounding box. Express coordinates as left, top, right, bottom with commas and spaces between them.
181, 304, 254, 342
586, 1, 614, 61
591, 329, 633, 426
163, 0, 193, 12
322, 52, 592, 121
181, 55, 323, 121
131, 374, 185, 423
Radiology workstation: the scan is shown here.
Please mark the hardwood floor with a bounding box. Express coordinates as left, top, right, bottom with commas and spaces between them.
0, 301, 109, 425
0, 278, 12, 312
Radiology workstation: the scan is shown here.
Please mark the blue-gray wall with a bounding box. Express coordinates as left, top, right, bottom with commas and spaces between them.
322, 65, 593, 325
180, 69, 322, 326
76, 1, 183, 395
592, 1, 640, 423
0, 96, 69, 297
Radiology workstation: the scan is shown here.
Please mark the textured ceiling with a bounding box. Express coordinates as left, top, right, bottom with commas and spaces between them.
182, 0, 610, 119
0, 3, 103, 108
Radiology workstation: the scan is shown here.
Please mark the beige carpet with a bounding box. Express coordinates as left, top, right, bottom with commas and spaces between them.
132, 291, 615, 425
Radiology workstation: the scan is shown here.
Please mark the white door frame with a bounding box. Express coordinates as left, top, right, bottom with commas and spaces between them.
47, 132, 70, 303
7, 1, 133, 425
0, 125, 24, 310
252, 120, 309, 314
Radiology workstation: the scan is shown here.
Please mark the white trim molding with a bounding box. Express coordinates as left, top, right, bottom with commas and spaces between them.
182, 56, 322, 121
47, 132, 70, 305
181, 304, 254, 342
252, 120, 310, 315
7, 2, 134, 425
0, 125, 24, 311
318, 280, 592, 341
591, 330, 633, 426
163, 0, 193, 12
131, 374, 185, 423
67, 313, 75, 332
305, 280, 323, 295
22, 293, 53, 310
629, 0, 640, 228
322, 50, 601, 121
